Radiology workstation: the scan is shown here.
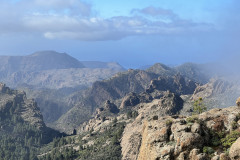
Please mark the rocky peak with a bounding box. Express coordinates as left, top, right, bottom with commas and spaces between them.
147, 63, 175, 76
0, 83, 9, 93
146, 74, 197, 95
236, 97, 240, 107
157, 91, 184, 115
191, 78, 233, 101
96, 100, 119, 116
120, 92, 153, 109
0, 83, 45, 129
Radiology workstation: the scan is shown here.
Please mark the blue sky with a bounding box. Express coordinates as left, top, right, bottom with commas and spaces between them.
0, 0, 239, 68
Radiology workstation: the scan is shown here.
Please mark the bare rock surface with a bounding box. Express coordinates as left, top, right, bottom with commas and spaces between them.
120, 106, 240, 160
229, 137, 240, 160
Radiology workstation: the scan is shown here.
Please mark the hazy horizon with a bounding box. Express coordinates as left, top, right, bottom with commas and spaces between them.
0, 0, 239, 68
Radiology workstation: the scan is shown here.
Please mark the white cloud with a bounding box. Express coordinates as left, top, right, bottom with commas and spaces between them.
0, 1, 214, 41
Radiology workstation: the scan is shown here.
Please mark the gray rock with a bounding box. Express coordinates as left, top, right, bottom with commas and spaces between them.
229, 137, 240, 160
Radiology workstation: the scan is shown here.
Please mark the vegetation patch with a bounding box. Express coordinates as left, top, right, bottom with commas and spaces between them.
39, 121, 126, 160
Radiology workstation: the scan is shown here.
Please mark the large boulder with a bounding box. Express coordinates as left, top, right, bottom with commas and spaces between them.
229, 137, 240, 159
157, 91, 184, 115
236, 97, 240, 107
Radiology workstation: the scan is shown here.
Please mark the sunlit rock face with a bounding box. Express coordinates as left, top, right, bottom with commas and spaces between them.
121, 106, 240, 160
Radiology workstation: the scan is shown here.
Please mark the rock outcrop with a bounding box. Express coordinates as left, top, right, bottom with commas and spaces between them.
157, 91, 184, 115
120, 92, 153, 109
96, 100, 119, 115
121, 106, 240, 160
191, 79, 232, 101
0, 83, 45, 129
229, 137, 240, 159
146, 74, 197, 95
236, 97, 240, 107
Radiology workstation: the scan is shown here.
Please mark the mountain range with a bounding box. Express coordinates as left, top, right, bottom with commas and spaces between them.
1, 50, 240, 159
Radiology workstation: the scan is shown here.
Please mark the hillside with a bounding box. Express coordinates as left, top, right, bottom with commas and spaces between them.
0, 83, 63, 160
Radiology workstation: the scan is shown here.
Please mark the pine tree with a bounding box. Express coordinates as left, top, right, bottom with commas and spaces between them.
193, 97, 207, 114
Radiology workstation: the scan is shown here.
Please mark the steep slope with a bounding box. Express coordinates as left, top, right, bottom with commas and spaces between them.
0, 83, 45, 129
175, 63, 214, 84
0, 83, 63, 160
180, 78, 240, 115
147, 62, 218, 85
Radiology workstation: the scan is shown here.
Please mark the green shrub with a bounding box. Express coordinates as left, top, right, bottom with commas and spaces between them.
211, 136, 221, 146
186, 115, 198, 124
165, 119, 173, 126
127, 110, 138, 119
221, 130, 240, 148
203, 146, 215, 154
209, 130, 225, 147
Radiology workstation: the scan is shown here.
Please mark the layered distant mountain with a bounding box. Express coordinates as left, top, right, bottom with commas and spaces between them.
0, 51, 85, 73
0, 51, 125, 124
81, 61, 124, 70
0, 51, 125, 89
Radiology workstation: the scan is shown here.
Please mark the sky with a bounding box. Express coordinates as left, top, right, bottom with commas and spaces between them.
0, 0, 240, 68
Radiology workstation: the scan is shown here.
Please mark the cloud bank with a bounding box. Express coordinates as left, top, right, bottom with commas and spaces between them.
0, 0, 214, 41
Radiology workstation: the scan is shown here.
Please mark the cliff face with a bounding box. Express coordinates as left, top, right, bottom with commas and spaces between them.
0, 83, 45, 129
0, 83, 64, 160
121, 106, 240, 160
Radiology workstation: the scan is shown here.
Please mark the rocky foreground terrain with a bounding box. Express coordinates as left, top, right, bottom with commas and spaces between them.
38, 88, 240, 160
38, 79, 240, 160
